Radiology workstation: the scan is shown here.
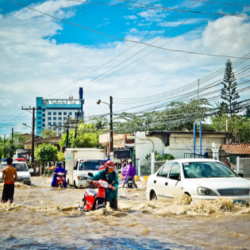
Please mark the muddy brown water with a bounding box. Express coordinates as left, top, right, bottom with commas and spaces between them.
0, 177, 250, 250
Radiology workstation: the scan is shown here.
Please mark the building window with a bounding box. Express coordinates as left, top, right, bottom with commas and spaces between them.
43, 109, 45, 112
53, 127, 57, 131
53, 112, 57, 115
43, 124, 45, 127
48, 112, 51, 115
38, 127, 42, 129
48, 117, 51, 121
43, 114, 45, 117
63, 112, 67, 115
69, 112, 72, 115
48, 122, 51, 126
63, 117, 67, 120
38, 122, 41, 124
58, 122, 62, 126
58, 112, 62, 115
53, 117, 57, 120
58, 117, 62, 120
38, 112, 42, 114
43, 119, 45, 122
53, 122, 56, 125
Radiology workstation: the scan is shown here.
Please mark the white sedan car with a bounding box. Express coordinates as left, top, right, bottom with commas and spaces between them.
146, 159, 250, 203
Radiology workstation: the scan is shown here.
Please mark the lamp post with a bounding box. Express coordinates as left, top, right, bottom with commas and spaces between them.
97, 96, 113, 159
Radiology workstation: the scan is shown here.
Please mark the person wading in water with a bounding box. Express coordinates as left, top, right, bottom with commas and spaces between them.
1, 157, 18, 204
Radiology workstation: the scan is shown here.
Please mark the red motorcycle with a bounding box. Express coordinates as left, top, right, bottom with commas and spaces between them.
78, 173, 116, 212
55, 172, 66, 188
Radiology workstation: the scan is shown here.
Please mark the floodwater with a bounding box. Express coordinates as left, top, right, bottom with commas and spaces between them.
0, 177, 250, 250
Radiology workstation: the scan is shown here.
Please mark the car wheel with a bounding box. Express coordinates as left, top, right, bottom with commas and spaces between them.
150, 190, 157, 200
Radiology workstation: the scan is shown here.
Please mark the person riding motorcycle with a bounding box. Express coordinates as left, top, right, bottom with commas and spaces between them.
122, 159, 138, 188
88, 160, 119, 209
51, 162, 67, 188
99, 157, 110, 171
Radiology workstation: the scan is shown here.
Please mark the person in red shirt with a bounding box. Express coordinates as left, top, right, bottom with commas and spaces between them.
1, 157, 18, 204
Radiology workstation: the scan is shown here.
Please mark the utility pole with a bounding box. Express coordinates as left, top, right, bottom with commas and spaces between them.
32, 107, 35, 165
22, 106, 40, 165
3, 134, 5, 158
10, 128, 14, 157
66, 115, 70, 148
110, 96, 113, 159
74, 110, 80, 140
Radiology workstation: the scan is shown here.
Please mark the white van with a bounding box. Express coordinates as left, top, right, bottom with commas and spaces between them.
0, 161, 33, 185
65, 148, 106, 188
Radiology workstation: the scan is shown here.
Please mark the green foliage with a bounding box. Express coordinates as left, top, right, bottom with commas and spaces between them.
34, 143, 58, 163
221, 59, 240, 115
41, 128, 57, 138
115, 99, 211, 133
59, 122, 105, 149
57, 151, 65, 161
211, 114, 250, 143
145, 151, 175, 161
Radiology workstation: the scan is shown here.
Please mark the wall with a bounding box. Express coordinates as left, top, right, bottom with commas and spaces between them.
168, 133, 228, 159
135, 132, 164, 162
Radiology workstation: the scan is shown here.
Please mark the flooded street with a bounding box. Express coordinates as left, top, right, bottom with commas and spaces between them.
0, 177, 250, 250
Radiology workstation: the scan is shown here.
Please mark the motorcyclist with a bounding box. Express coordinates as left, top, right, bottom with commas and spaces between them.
88, 160, 119, 209
99, 157, 110, 171
122, 159, 138, 188
51, 162, 67, 188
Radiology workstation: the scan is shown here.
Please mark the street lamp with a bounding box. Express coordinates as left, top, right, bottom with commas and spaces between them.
97, 97, 113, 159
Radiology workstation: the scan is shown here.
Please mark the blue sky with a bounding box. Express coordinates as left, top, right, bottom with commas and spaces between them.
0, 0, 250, 137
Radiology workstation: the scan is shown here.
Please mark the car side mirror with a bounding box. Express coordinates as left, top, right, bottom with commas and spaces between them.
169, 174, 180, 181
88, 173, 94, 177
29, 169, 34, 173
238, 173, 244, 178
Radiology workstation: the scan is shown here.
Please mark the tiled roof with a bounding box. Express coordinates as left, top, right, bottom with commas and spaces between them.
221, 143, 250, 155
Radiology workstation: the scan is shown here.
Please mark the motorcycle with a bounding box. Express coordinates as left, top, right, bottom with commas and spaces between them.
78, 173, 118, 212
54, 172, 66, 188
127, 177, 134, 189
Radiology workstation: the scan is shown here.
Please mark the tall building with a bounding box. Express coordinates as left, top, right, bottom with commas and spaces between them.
36, 88, 84, 135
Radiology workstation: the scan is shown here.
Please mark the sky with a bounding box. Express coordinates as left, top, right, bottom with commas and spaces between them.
0, 0, 250, 137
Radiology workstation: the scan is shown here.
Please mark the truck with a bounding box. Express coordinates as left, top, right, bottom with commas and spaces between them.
64, 148, 106, 188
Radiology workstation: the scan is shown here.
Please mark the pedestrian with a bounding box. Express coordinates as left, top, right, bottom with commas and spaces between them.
224, 159, 232, 168
1, 157, 18, 204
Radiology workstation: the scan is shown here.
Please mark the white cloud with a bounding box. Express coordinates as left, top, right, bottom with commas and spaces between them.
0, 2, 250, 136
124, 15, 137, 20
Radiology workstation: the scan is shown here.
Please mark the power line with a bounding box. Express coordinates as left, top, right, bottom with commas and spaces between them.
6, 0, 250, 60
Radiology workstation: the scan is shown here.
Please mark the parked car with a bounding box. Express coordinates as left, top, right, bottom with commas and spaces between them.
146, 159, 250, 203
0, 160, 33, 185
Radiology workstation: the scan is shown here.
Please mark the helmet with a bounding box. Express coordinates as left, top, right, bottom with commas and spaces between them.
102, 158, 110, 165
106, 160, 116, 171
128, 159, 132, 163
57, 162, 62, 168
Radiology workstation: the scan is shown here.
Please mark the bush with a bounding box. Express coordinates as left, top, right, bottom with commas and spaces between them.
145, 151, 175, 161
35, 143, 58, 164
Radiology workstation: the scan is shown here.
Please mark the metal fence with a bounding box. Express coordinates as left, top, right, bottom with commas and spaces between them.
237, 157, 250, 178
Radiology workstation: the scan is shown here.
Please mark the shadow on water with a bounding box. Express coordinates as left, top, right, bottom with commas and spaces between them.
0, 237, 203, 250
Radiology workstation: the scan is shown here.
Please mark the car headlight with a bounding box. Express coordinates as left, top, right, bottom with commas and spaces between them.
77, 176, 86, 180
197, 187, 217, 196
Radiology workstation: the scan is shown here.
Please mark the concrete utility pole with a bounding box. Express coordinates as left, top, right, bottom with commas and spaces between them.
22, 106, 40, 165
10, 128, 14, 157
96, 96, 113, 158
32, 107, 35, 164
110, 96, 113, 159
66, 115, 70, 148
74, 110, 80, 140
3, 134, 5, 158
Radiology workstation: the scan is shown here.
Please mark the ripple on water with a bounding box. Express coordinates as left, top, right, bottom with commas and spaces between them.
0, 237, 202, 250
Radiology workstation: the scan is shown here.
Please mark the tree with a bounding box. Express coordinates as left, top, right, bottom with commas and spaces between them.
211, 114, 250, 143
115, 99, 211, 133
221, 59, 240, 116
145, 151, 175, 161
41, 128, 57, 138
59, 122, 104, 149
34, 143, 58, 164
57, 151, 65, 161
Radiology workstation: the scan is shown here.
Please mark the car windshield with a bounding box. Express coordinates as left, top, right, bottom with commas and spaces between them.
79, 160, 102, 171
0, 163, 28, 172
182, 162, 237, 178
